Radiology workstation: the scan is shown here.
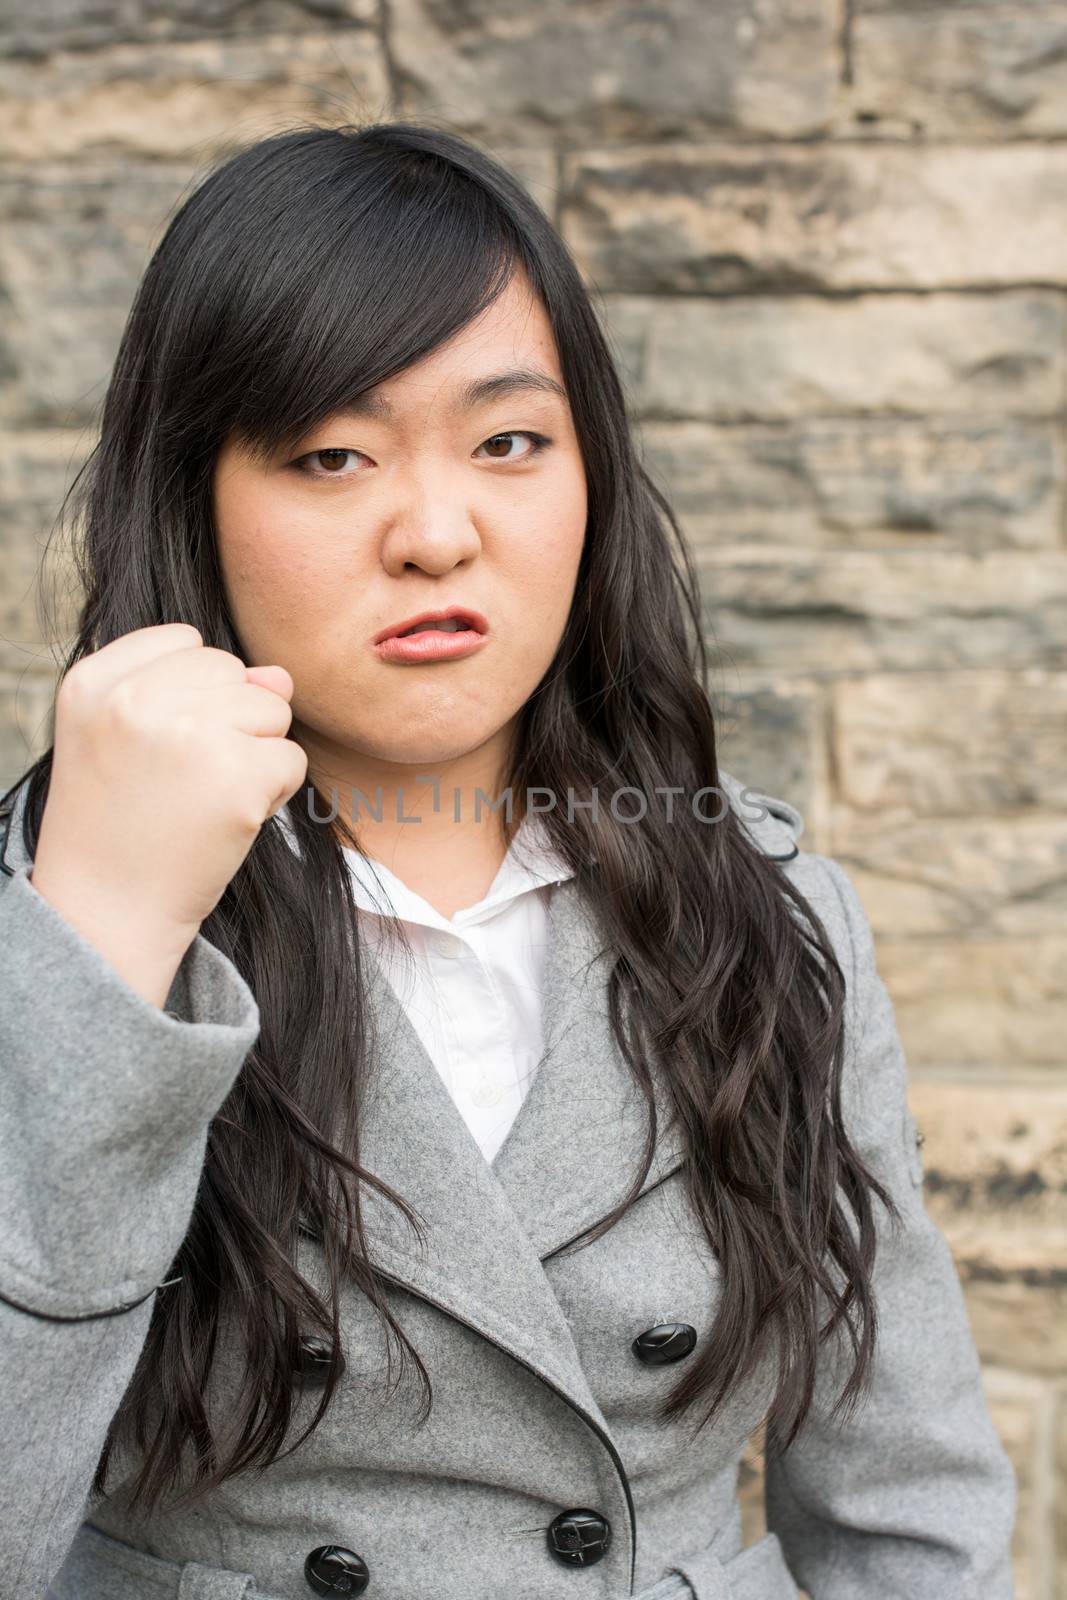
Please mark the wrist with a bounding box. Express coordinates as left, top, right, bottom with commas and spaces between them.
27, 860, 200, 1009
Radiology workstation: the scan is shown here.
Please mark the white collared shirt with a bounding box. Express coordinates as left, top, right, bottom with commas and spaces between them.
279, 808, 575, 1165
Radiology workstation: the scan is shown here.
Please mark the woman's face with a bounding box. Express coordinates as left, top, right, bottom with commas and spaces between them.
212, 271, 588, 795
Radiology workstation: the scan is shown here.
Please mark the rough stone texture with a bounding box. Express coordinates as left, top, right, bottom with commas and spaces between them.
696, 549, 1067, 672
0, 34, 391, 163
603, 291, 1067, 422
1, 0, 377, 59
713, 684, 823, 826
0, 144, 557, 428
906, 1079, 1066, 1263
832, 672, 1067, 815
876, 940, 1067, 1066
841, 7, 1067, 140
0, 165, 187, 427
562, 143, 1067, 293
983, 1368, 1044, 1600
1057, 1385, 1067, 1600
637, 417, 1063, 550
830, 811, 1067, 941
387, 0, 839, 143
965, 1275, 1067, 1380
3, 1, 1063, 1590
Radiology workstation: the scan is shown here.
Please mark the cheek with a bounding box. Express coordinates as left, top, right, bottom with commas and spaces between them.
219, 521, 342, 642
504, 485, 586, 616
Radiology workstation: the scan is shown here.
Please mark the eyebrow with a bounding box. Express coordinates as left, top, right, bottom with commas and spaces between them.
339, 366, 569, 420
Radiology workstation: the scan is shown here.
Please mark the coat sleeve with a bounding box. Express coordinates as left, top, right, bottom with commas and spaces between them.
0, 860, 261, 1595
763, 855, 1017, 1600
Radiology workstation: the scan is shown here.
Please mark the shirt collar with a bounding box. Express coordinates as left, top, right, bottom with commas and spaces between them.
343, 811, 575, 929
274, 802, 575, 930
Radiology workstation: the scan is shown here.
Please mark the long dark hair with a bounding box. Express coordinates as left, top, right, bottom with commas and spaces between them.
4, 119, 898, 1517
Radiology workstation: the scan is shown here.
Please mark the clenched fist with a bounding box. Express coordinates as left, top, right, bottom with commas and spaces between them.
30, 624, 309, 1008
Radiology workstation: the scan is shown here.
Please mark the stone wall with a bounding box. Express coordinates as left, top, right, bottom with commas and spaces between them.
2, 3, 1065, 1594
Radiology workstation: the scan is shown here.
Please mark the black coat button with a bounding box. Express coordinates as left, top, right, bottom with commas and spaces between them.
304, 1545, 370, 1595
546, 1508, 611, 1567
632, 1322, 697, 1366
297, 1335, 343, 1389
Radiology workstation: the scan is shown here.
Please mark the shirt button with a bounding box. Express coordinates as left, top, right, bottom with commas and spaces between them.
470, 1081, 503, 1108
429, 930, 465, 958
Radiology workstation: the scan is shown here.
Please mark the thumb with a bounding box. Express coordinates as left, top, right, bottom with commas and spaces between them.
245, 663, 294, 698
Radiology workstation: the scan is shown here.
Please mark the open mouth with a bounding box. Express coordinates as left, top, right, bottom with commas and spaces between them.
398, 619, 475, 638
374, 606, 489, 652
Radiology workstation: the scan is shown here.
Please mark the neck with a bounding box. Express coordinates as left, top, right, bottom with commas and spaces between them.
292, 721, 525, 916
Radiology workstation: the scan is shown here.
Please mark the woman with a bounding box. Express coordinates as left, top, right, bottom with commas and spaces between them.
0, 120, 1015, 1600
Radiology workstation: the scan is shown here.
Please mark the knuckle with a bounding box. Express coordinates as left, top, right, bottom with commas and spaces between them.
200, 645, 246, 674
169, 708, 200, 745
104, 675, 144, 729
56, 662, 92, 712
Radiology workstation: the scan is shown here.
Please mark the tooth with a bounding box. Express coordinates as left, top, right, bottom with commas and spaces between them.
402, 619, 467, 636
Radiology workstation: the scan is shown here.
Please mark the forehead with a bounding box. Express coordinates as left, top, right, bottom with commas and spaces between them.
317, 279, 568, 429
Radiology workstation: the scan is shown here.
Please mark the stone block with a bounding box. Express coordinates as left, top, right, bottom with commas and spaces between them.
388, 0, 839, 143
563, 143, 1067, 292
830, 812, 1067, 941
906, 1077, 1067, 1254
872, 936, 1067, 1066
832, 672, 1067, 813
844, 6, 1067, 140
0, 148, 556, 427
602, 292, 1066, 421
0, 165, 189, 426
1, 0, 376, 59
0, 429, 90, 655
965, 1274, 1067, 1379
0, 33, 389, 163
982, 1367, 1043, 1600
637, 417, 1063, 551
696, 549, 1067, 673
712, 684, 822, 829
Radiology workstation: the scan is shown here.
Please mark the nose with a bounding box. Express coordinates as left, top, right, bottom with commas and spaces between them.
379, 480, 483, 576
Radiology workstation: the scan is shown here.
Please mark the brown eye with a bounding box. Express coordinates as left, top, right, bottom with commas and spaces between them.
293, 448, 365, 478
475, 432, 551, 462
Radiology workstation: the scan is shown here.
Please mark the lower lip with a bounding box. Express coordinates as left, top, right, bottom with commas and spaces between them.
374, 627, 489, 663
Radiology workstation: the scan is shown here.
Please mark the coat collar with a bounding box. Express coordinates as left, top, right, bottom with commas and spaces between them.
332, 780, 799, 1312
350, 864, 688, 1317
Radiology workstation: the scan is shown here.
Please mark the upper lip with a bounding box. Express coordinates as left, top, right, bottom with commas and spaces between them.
374, 605, 489, 644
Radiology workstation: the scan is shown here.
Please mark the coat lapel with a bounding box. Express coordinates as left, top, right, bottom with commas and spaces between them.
489, 873, 688, 1255
350, 871, 687, 1410
346, 767, 805, 1411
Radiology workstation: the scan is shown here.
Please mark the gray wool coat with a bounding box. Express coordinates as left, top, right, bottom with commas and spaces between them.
0, 769, 1016, 1600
